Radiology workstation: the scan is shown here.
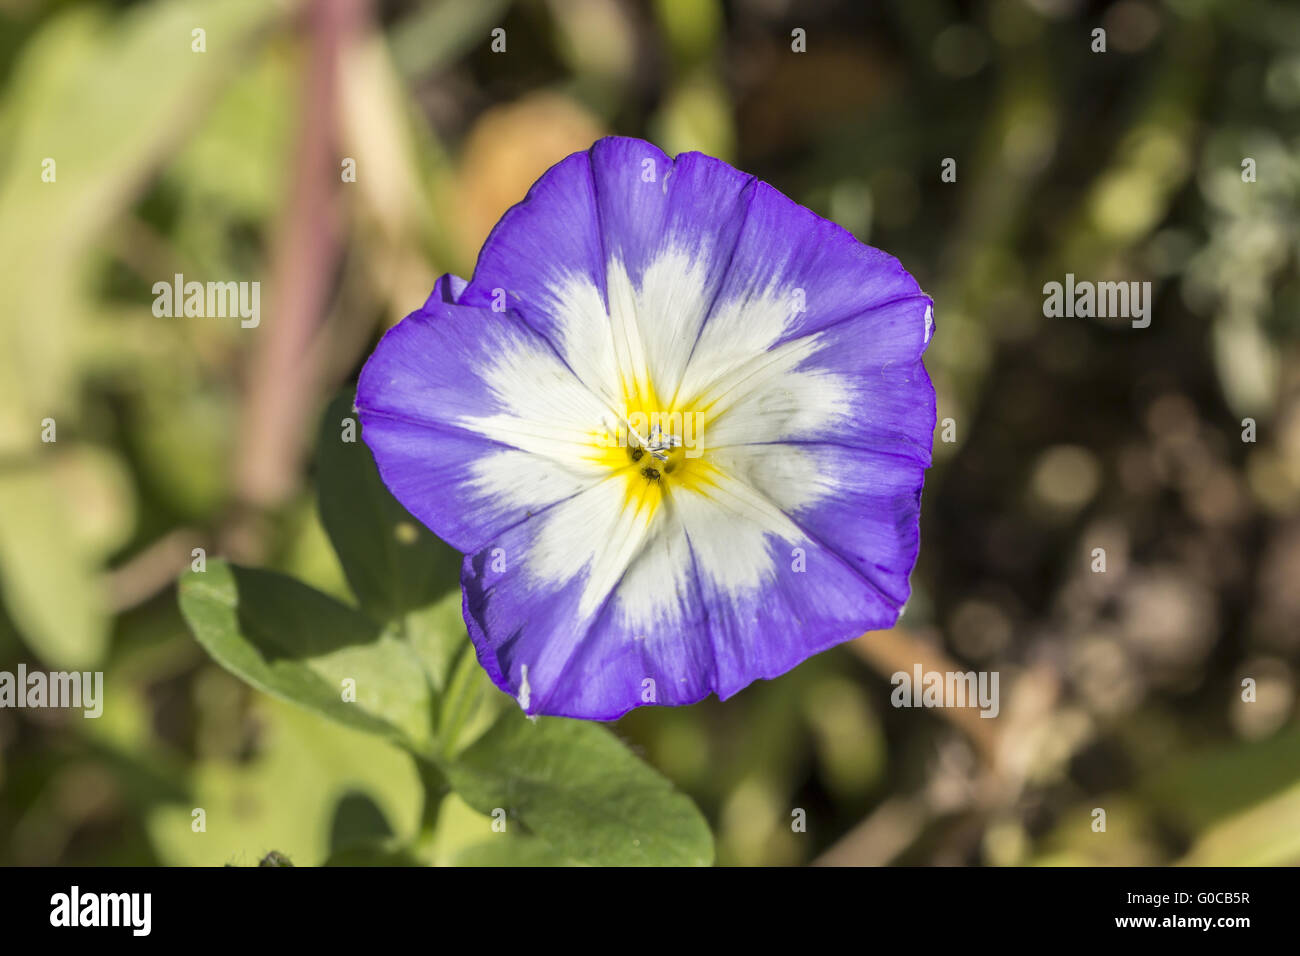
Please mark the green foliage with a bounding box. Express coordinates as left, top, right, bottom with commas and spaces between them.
0, 0, 281, 668
0, 464, 110, 668
448, 714, 714, 865
177, 397, 714, 866
315, 394, 461, 622
146, 696, 423, 867
179, 562, 436, 751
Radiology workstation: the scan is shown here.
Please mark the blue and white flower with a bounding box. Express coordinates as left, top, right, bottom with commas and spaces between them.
356, 137, 935, 720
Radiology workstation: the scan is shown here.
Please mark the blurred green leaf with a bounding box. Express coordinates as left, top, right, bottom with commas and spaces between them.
436, 641, 509, 759
316, 393, 461, 622
167, 45, 293, 223
0, 463, 108, 667
655, 0, 723, 65
406, 588, 477, 697
321, 841, 428, 866
1139, 723, 1300, 831
178, 559, 434, 752
0, 0, 284, 450
446, 835, 578, 866
147, 697, 422, 867
1178, 780, 1300, 866
127, 388, 234, 522
388, 0, 513, 81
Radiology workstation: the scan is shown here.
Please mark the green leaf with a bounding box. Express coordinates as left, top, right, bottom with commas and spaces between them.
447, 713, 715, 866
419, 791, 577, 865
0, 0, 283, 448
146, 697, 422, 867
1178, 780, 1300, 866
402, 588, 469, 695
0, 463, 108, 667
178, 560, 434, 752
321, 842, 428, 867
179, 562, 717, 865
436, 643, 510, 760
315, 393, 461, 622
389, 0, 514, 80
1138, 723, 1300, 831
182, 403, 717, 865
446, 833, 579, 867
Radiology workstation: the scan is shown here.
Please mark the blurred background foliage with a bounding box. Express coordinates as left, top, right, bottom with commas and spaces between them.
1, 0, 1298, 866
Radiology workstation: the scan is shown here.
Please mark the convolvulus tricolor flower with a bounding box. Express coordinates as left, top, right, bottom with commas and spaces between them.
357, 137, 934, 719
